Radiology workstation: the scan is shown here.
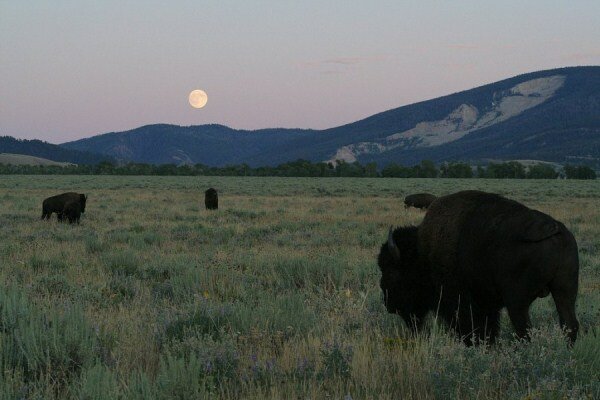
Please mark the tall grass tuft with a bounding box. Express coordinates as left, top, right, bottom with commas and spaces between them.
0, 287, 98, 391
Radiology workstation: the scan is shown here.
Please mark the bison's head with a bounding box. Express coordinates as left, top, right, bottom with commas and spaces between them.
377, 226, 433, 328
79, 194, 87, 213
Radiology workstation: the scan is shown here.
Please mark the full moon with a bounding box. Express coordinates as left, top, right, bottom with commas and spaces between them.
189, 89, 208, 109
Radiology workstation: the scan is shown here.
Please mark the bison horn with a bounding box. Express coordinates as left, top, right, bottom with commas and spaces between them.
387, 226, 401, 261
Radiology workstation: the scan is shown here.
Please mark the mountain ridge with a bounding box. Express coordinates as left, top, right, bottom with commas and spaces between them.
57, 66, 600, 167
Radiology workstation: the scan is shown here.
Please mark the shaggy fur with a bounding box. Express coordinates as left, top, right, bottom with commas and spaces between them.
42, 192, 87, 221
404, 193, 437, 210
205, 188, 218, 210
379, 190, 579, 345
378, 226, 434, 332
62, 201, 81, 224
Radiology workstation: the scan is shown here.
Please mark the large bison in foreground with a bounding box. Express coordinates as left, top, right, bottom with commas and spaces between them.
205, 188, 218, 210
404, 193, 437, 210
42, 192, 87, 221
378, 190, 579, 345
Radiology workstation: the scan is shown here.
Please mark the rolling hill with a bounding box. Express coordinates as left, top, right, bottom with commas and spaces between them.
0, 136, 114, 165
0, 153, 74, 166
61, 66, 600, 167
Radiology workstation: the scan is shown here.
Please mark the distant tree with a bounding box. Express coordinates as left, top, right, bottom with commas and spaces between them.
95, 161, 115, 175
336, 161, 366, 177
440, 162, 473, 178
527, 164, 558, 179
381, 163, 414, 178
476, 165, 485, 178
413, 160, 438, 178
177, 164, 194, 175
155, 164, 178, 175
564, 164, 597, 179
506, 161, 526, 179
485, 162, 526, 179
118, 162, 154, 175
364, 162, 378, 177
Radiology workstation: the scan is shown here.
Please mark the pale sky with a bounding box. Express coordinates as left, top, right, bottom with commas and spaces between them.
1, 1, 599, 143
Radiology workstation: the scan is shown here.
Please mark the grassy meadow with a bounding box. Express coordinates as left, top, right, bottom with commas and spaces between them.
0, 175, 598, 399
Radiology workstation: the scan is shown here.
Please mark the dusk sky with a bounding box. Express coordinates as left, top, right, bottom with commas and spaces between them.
2, 1, 599, 144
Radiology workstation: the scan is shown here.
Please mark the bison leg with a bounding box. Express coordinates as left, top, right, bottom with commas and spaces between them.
506, 305, 532, 341
454, 306, 500, 346
400, 312, 426, 336
409, 314, 426, 334
474, 310, 501, 345
549, 279, 579, 344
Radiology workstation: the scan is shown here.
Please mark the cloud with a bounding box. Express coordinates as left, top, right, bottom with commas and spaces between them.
444, 43, 516, 51
299, 54, 389, 68
563, 52, 600, 61
320, 70, 345, 75
446, 44, 480, 50
322, 57, 366, 65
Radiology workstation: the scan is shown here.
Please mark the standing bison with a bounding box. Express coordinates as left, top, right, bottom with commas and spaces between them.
378, 190, 579, 345
62, 201, 82, 224
404, 193, 437, 210
42, 192, 87, 221
205, 188, 218, 210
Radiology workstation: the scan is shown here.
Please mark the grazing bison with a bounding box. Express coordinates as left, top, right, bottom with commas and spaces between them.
42, 192, 87, 221
62, 201, 81, 224
378, 190, 579, 345
205, 188, 218, 210
404, 193, 437, 210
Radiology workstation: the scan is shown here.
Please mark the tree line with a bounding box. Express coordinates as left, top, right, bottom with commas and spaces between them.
0, 159, 596, 179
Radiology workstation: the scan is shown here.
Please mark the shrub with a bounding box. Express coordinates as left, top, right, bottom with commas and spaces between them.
319, 341, 353, 379
29, 254, 67, 271
0, 287, 98, 388
76, 364, 121, 400
102, 250, 140, 276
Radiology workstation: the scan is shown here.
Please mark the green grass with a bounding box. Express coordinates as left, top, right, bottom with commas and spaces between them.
0, 176, 598, 399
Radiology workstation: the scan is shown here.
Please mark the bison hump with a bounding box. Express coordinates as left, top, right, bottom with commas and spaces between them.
518, 211, 560, 242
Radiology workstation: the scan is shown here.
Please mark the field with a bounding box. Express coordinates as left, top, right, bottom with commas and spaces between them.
0, 176, 598, 399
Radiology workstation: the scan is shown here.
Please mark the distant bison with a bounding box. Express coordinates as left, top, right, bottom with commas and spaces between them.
62, 200, 81, 224
404, 193, 437, 210
205, 188, 218, 210
378, 190, 579, 345
42, 192, 87, 221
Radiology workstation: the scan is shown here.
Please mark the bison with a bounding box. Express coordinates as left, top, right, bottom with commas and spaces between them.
62, 200, 81, 224
378, 190, 579, 345
205, 188, 218, 210
404, 193, 437, 210
42, 192, 87, 221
